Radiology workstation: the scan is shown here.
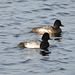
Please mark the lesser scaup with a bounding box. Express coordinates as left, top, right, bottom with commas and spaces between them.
18, 33, 50, 49
30, 20, 64, 34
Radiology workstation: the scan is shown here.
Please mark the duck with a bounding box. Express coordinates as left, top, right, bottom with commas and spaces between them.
18, 33, 50, 49
30, 20, 64, 34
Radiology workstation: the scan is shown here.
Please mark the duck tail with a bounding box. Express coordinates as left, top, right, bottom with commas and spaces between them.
29, 28, 37, 33
29, 30, 33, 33
17, 42, 25, 48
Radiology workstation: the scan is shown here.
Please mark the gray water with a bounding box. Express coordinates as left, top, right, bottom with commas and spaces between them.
0, 0, 75, 75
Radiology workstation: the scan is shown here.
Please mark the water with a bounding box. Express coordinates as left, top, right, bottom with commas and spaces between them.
0, 0, 75, 75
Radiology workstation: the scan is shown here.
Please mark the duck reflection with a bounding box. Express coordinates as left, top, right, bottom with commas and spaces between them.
40, 49, 51, 56
50, 33, 62, 41
50, 33, 61, 37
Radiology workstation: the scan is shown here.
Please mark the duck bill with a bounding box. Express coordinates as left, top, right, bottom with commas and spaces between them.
60, 24, 64, 27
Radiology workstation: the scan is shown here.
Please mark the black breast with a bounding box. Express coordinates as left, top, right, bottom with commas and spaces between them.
40, 41, 49, 49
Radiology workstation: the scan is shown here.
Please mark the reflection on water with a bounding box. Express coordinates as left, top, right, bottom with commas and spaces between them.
50, 33, 62, 41
40, 49, 51, 56
50, 33, 62, 37
24, 48, 51, 56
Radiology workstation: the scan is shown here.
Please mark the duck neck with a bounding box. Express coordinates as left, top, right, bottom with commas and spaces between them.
42, 40, 48, 42
53, 26, 59, 30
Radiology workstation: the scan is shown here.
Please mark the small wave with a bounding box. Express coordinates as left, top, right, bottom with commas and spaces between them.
0, 34, 7, 36
1, 63, 17, 66
16, 0, 28, 3
23, 11, 32, 14
19, 59, 31, 64
57, 12, 70, 16
1, 42, 10, 44
0, 6, 10, 8
62, 4, 69, 6
44, 4, 53, 6
37, 16, 47, 19
32, 9, 40, 12
0, 25, 5, 28
5, 1, 12, 4
59, 68, 66, 70
13, 34, 21, 37
51, 18, 58, 20
41, 8, 53, 11
60, 48, 72, 52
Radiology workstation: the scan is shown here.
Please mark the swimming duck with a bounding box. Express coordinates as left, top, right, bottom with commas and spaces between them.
18, 33, 50, 49
30, 20, 64, 34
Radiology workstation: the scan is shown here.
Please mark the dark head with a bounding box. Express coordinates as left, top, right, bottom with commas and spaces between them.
42, 33, 50, 41
54, 20, 64, 28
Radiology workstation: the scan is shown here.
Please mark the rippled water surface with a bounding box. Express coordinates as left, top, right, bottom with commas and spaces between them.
0, 0, 75, 75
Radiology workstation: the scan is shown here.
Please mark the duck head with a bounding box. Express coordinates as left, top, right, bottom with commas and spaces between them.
42, 33, 50, 41
54, 20, 64, 29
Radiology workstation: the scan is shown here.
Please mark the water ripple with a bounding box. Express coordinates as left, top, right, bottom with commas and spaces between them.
0, 6, 10, 8
5, 1, 12, 4
23, 11, 32, 14
51, 60, 68, 64
41, 8, 53, 11
1, 42, 10, 45
57, 12, 70, 16
19, 59, 31, 64
44, 4, 52, 6
59, 68, 66, 70
13, 34, 21, 38
0, 25, 5, 28
16, 0, 28, 2
32, 9, 40, 12
1, 63, 17, 66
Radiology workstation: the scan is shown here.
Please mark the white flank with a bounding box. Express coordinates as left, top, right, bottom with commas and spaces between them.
39, 28, 51, 33
25, 40, 41, 48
